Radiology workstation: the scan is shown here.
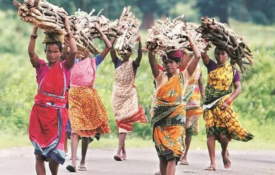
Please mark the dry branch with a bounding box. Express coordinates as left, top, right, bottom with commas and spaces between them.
145, 15, 207, 57
196, 17, 254, 73
114, 6, 140, 56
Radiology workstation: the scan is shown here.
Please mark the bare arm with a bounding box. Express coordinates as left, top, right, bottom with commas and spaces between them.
201, 51, 210, 65
229, 81, 241, 101
148, 51, 160, 78
94, 24, 112, 58
134, 33, 142, 66
221, 81, 241, 109
64, 17, 77, 69
186, 33, 201, 76
109, 38, 118, 61
198, 73, 205, 100
180, 53, 191, 70
28, 27, 40, 68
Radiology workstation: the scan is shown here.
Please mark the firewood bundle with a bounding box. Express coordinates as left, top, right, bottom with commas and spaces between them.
67, 9, 119, 57
145, 16, 206, 56
13, 0, 121, 57
13, 0, 68, 34
185, 22, 208, 54
114, 6, 140, 56
196, 17, 254, 73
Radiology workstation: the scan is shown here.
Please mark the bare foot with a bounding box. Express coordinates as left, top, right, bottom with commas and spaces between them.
121, 154, 127, 160
221, 150, 231, 169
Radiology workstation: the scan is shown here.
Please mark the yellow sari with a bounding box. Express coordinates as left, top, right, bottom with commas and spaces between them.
203, 64, 253, 141
152, 72, 187, 161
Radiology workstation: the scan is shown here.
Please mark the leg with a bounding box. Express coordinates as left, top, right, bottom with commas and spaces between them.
48, 158, 59, 175
115, 133, 126, 160
206, 134, 216, 169
159, 156, 168, 175
64, 133, 69, 155
35, 154, 46, 175
80, 137, 89, 167
166, 159, 176, 175
121, 133, 127, 159
219, 133, 231, 168
70, 133, 79, 167
181, 135, 191, 164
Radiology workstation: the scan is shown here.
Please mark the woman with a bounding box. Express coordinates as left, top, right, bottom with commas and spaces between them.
28, 16, 77, 175
110, 34, 148, 161
149, 32, 201, 175
180, 56, 204, 165
202, 48, 254, 171
66, 24, 112, 172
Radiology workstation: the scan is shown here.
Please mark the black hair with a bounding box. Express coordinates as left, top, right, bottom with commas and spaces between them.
214, 47, 228, 54
45, 42, 63, 51
161, 55, 181, 63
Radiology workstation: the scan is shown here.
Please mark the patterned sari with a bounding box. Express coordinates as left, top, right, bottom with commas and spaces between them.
69, 58, 110, 137
183, 65, 203, 136
29, 62, 68, 164
152, 72, 187, 161
112, 61, 148, 133
203, 64, 254, 141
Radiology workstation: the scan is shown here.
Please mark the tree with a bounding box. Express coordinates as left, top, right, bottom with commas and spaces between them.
55, 0, 132, 19
0, 0, 19, 10
195, 0, 230, 24
243, 0, 275, 24
135, 0, 178, 29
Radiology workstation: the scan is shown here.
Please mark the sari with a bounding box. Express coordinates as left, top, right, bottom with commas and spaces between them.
69, 57, 110, 137
203, 63, 254, 141
29, 61, 68, 164
151, 71, 189, 161
183, 65, 203, 136
112, 61, 148, 133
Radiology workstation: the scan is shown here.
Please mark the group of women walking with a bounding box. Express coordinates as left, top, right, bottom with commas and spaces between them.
26, 17, 253, 175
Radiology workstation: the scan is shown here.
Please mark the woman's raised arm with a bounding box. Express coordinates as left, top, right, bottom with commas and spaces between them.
28, 27, 40, 68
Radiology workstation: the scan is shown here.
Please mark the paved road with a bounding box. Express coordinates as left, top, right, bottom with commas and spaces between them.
0, 147, 274, 175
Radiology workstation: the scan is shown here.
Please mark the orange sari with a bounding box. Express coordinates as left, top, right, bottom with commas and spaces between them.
69, 58, 110, 137
183, 65, 203, 136
152, 72, 187, 161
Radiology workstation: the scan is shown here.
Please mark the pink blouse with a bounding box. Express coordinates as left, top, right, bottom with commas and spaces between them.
70, 58, 97, 87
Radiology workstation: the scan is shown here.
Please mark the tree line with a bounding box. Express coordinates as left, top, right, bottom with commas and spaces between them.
1, 0, 275, 29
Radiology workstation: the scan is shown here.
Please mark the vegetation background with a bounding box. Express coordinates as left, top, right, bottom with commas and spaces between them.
0, 0, 274, 149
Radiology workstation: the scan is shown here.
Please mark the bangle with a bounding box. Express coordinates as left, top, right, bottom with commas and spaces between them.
30, 34, 38, 39
225, 99, 232, 105
102, 35, 107, 40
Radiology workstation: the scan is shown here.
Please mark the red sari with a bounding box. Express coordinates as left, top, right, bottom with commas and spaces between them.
29, 61, 68, 164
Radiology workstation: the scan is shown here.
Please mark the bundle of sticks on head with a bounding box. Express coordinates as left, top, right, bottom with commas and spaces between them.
196, 17, 254, 73
114, 6, 140, 57
145, 15, 207, 57
13, 0, 140, 58
66, 9, 120, 57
